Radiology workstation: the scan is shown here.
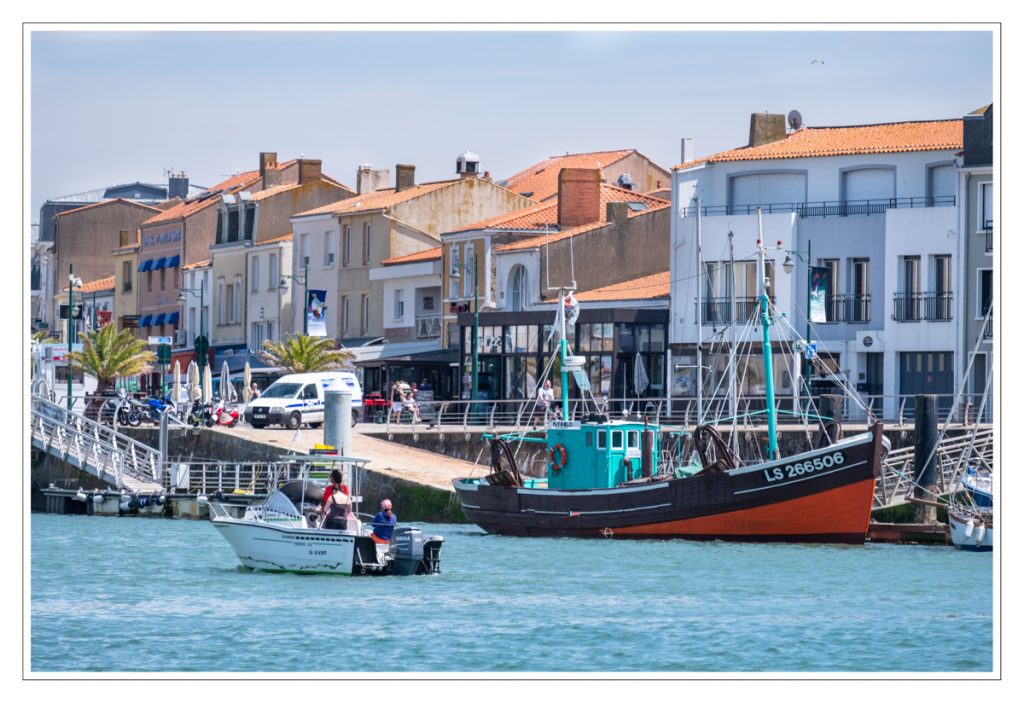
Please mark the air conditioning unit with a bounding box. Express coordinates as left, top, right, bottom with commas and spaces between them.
175, 329, 188, 346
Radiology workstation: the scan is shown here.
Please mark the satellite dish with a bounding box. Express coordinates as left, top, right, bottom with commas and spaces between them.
788, 110, 803, 131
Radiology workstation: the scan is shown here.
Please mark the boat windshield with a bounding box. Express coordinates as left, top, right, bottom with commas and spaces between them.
261, 383, 302, 399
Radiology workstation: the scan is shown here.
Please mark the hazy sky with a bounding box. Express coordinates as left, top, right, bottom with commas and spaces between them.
30, 29, 993, 219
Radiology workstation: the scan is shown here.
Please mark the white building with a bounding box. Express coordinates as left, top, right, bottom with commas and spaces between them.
670, 113, 964, 420
245, 234, 292, 352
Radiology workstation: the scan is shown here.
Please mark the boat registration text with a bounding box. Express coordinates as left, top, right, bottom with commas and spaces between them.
763, 451, 845, 483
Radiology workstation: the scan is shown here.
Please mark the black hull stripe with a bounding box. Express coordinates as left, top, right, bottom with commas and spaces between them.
523, 502, 674, 517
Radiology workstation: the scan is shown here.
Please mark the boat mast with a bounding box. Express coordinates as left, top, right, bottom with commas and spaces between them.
728, 229, 738, 455
757, 208, 780, 460
559, 287, 569, 421
696, 196, 703, 425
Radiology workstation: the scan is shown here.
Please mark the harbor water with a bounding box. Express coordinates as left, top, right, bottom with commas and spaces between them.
31, 514, 992, 673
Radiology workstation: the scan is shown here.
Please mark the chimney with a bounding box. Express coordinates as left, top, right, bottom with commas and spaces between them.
168, 171, 189, 200
395, 164, 416, 192
606, 202, 629, 230
680, 137, 694, 164
298, 159, 322, 185
557, 168, 602, 228
748, 113, 787, 148
259, 152, 278, 180
355, 165, 391, 194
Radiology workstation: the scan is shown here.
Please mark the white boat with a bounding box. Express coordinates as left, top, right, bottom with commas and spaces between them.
948, 504, 993, 552
209, 456, 443, 575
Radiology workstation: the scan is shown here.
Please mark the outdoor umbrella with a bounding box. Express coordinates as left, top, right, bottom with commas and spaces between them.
633, 352, 650, 397
172, 361, 182, 408
242, 361, 252, 403
188, 361, 201, 402
220, 361, 237, 403
202, 364, 213, 404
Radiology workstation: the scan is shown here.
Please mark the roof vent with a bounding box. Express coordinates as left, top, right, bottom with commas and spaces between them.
616, 173, 634, 190
456, 151, 480, 178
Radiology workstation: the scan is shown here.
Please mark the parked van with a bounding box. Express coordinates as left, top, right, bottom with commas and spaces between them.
244, 372, 363, 429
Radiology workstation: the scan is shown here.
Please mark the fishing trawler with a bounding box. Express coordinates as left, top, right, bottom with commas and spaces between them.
453, 212, 889, 542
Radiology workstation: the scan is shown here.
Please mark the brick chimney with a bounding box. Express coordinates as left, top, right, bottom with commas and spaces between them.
298, 159, 322, 184
259, 152, 278, 180
557, 168, 602, 228
356, 164, 391, 195
395, 164, 416, 192
606, 201, 629, 230
748, 113, 787, 147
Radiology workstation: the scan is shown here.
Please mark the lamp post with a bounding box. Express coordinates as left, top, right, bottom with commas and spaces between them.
781, 240, 813, 386
66, 264, 83, 411
280, 262, 309, 336
452, 254, 479, 403
178, 279, 207, 388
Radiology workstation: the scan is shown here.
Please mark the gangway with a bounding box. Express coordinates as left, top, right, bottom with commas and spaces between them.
30, 393, 164, 493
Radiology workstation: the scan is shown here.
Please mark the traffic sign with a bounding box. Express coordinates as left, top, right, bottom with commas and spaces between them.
804, 342, 817, 360
148, 336, 173, 345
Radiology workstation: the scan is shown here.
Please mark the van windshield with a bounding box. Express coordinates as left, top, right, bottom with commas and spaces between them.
260, 383, 302, 399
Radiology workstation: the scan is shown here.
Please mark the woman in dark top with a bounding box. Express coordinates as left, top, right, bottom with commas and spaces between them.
321, 469, 351, 530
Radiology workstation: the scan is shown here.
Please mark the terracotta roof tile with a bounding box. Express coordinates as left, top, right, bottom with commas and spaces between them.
504, 149, 636, 200
63, 275, 116, 294
250, 178, 353, 202
181, 259, 211, 271
494, 186, 670, 253
675, 119, 963, 170
294, 179, 459, 218
381, 246, 442, 266
53, 198, 161, 219
254, 233, 293, 246
574, 271, 670, 302
141, 170, 262, 226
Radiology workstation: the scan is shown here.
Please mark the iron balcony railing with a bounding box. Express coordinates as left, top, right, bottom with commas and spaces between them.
983, 310, 993, 339
679, 195, 956, 219
696, 297, 768, 324
892, 291, 953, 322
823, 294, 871, 323
416, 314, 442, 339
984, 221, 993, 252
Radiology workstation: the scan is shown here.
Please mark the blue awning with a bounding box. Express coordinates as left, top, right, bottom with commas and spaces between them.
166, 311, 180, 325
166, 254, 181, 268
152, 313, 166, 326
151, 257, 166, 271
138, 314, 152, 327
138, 259, 152, 272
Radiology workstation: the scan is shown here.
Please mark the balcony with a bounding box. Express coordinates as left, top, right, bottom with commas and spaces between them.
892, 292, 953, 322
416, 314, 442, 339
983, 309, 993, 340
984, 221, 993, 253
680, 195, 955, 219
823, 294, 871, 323
697, 297, 769, 324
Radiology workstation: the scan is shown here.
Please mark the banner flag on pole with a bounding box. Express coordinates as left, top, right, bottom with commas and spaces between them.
809, 266, 830, 324
306, 289, 328, 337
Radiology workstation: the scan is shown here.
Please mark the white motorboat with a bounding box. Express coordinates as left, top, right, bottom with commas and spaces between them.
209, 455, 443, 575
948, 504, 993, 552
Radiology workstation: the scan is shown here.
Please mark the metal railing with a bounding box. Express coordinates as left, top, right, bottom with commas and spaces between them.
679, 195, 956, 219
892, 291, 953, 322
984, 225, 993, 253
983, 313, 993, 340
823, 294, 871, 323
874, 427, 993, 510
697, 297, 764, 324
415, 314, 442, 339
30, 393, 163, 489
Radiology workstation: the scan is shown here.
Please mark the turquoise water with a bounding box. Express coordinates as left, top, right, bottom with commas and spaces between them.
31, 514, 993, 673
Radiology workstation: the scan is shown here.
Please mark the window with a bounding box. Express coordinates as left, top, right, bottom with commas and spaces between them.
341, 296, 350, 335
979, 182, 993, 230
597, 431, 607, 449
464, 243, 475, 298
362, 223, 371, 265
233, 276, 242, 324
122, 261, 132, 292
227, 208, 240, 242
394, 289, 405, 321
251, 256, 260, 292
361, 294, 369, 335
300, 234, 310, 268
324, 230, 335, 267
302, 384, 318, 401
509, 265, 527, 311
822, 259, 839, 322
611, 430, 623, 450
901, 256, 921, 294
729, 172, 806, 209
843, 167, 895, 202
627, 430, 639, 449
218, 277, 226, 324
268, 253, 278, 290
342, 225, 351, 266
243, 204, 255, 241
977, 269, 993, 318
927, 164, 956, 201
449, 244, 461, 298
933, 255, 952, 296
160, 267, 166, 291
851, 258, 870, 322
216, 211, 225, 244
147, 270, 153, 293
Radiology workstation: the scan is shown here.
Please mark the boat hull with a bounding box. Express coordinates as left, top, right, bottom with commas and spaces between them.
948, 509, 994, 552
212, 518, 358, 574
454, 425, 886, 543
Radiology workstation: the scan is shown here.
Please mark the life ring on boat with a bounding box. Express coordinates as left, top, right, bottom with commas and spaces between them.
622, 458, 633, 478
548, 444, 568, 473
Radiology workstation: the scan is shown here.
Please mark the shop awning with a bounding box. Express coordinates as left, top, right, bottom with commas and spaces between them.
151, 257, 167, 271
138, 314, 152, 327
152, 313, 166, 326
165, 254, 181, 268
138, 259, 153, 272
166, 310, 180, 325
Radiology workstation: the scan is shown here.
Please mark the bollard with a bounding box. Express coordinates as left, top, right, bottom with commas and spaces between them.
324, 390, 353, 456
913, 395, 939, 524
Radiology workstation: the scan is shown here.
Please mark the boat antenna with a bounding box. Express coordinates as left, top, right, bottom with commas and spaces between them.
696, 196, 703, 425
728, 229, 739, 456
756, 208, 780, 460
558, 287, 570, 421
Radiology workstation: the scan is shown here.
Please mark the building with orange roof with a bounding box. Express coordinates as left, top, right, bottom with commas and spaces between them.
502, 149, 671, 202
669, 111, 970, 420
288, 156, 534, 346
111, 230, 141, 333
54, 275, 117, 343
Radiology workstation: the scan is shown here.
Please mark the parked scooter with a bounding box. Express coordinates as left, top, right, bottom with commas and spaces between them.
186, 400, 211, 427
208, 398, 240, 428
143, 396, 178, 424
110, 389, 143, 427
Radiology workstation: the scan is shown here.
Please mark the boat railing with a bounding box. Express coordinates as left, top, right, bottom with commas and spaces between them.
159, 455, 372, 497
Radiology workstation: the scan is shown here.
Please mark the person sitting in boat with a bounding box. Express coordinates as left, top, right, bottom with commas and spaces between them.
371, 499, 397, 543
536, 379, 555, 423
319, 469, 351, 530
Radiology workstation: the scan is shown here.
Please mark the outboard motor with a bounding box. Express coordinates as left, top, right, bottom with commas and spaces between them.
387, 527, 444, 575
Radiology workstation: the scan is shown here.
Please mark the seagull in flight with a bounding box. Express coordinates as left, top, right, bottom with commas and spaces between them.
811, 58, 825, 65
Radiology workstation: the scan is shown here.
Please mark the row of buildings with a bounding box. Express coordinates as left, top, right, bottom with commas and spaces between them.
33, 105, 993, 418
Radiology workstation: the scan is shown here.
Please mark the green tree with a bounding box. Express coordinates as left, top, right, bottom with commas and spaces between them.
68, 324, 156, 393
32, 330, 58, 344
259, 335, 354, 374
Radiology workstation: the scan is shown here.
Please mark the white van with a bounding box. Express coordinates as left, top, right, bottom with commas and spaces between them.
244, 372, 363, 429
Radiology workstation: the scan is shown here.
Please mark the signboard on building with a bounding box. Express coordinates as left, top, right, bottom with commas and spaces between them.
122, 315, 140, 328
96, 310, 113, 327
148, 336, 173, 345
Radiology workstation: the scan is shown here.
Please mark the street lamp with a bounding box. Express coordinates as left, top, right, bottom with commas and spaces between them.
66, 265, 83, 411
178, 279, 207, 388
452, 254, 479, 403
781, 241, 813, 385
280, 262, 309, 336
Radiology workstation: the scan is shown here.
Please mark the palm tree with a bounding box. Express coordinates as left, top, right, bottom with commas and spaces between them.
259, 335, 354, 374
68, 324, 156, 393
32, 330, 58, 344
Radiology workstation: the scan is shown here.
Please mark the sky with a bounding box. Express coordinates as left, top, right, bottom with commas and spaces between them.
29, 28, 994, 222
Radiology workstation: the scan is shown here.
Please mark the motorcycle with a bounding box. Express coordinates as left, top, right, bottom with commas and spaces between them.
209, 399, 240, 428
186, 400, 211, 427
143, 396, 178, 424
102, 389, 143, 427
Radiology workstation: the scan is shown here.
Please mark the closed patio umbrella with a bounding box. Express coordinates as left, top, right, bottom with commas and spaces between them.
172, 361, 182, 407
242, 361, 252, 403
220, 361, 237, 403
202, 364, 213, 404
188, 361, 201, 402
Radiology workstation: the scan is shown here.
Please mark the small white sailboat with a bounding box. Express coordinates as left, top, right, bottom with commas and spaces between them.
209, 456, 443, 575
948, 503, 993, 551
